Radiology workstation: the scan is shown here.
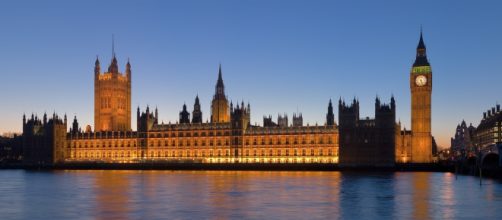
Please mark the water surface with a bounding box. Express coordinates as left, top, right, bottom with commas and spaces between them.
0, 170, 501, 219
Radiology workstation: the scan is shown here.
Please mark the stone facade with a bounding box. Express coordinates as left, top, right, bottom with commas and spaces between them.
94, 54, 131, 132
410, 31, 433, 163
338, 97, 396, 167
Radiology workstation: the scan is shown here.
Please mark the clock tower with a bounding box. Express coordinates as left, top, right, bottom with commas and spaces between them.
410, 31, 432, 163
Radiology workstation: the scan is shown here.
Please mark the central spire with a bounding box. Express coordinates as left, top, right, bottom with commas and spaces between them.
215, 64, 225, 96
217, 63, 224, 88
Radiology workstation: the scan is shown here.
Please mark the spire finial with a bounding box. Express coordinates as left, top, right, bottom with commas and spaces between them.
218, 63, 222, 79
112, 34, 115, 58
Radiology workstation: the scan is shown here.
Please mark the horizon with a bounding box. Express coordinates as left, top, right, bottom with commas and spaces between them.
1, 1, 502, 149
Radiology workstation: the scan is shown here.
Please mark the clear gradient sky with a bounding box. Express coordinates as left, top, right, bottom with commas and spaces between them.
0, 0, 501, 149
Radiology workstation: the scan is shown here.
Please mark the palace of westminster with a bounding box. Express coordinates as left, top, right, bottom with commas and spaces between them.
18, 32, 435, 166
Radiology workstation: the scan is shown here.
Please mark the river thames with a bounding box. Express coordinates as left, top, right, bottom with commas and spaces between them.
0, 170, 501, 219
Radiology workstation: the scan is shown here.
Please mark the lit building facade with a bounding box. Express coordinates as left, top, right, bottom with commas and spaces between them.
410, 31, 433, 163
18, 33, 436, 166
63, 65, 339, 164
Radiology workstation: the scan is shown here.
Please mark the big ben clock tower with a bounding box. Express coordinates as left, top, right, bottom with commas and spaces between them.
410, 31, 432, 163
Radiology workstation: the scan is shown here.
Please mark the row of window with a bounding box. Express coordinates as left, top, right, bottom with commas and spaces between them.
71, 137, 336, 148
70, 148, 338, 159
149, 131, 230, 138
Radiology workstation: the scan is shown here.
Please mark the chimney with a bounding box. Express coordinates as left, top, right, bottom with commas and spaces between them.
483, 112, 487, 119
492, 107, 496, 115
497, 104, 500, 112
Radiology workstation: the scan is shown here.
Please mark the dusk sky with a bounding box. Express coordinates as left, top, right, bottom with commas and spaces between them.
0, 0, 501, 148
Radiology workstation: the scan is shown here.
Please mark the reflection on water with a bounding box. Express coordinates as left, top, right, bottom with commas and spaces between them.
0, 170, 501, 219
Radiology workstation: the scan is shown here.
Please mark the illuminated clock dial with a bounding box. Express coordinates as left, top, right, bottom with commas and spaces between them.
415, 75, 427, 86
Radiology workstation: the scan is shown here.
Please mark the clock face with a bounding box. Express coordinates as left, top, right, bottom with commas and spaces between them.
415, 75, 427, 86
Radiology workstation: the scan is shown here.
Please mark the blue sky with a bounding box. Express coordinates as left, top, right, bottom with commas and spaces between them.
0, 0, 501, 148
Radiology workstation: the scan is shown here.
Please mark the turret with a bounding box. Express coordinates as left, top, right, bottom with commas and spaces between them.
136, 106, 140, 130
108, 56, 119, 74
390, 95, 396, 111
154, 107, 158, 124
137, 106, 156, 132
43, 112, 48, 125
327, 99, 335, 126
126, 58, 131, 79
179, 103, 190, 124
94, 56, 100, 76
231, 100, 251, 130
72, 116, 79, 135
192, 95, 203, 123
